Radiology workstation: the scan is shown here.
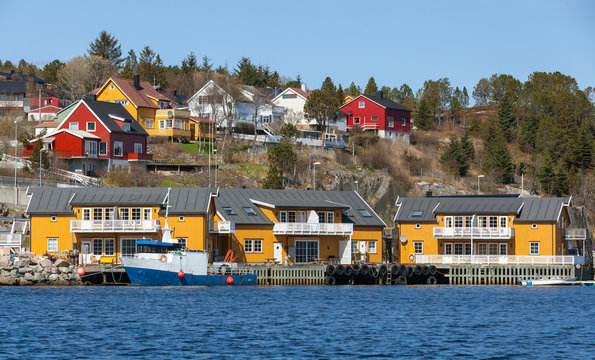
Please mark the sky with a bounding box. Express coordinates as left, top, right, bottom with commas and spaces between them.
2, 0, 594, 95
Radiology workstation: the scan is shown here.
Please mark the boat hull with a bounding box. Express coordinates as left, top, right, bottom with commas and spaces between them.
124, 266, 257, 286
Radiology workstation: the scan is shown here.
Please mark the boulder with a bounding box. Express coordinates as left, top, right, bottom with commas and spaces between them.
54, 279, 70, 286
40, 258, 53, 268
17, 267, 28, 275
59, 267, 70, 274
35, 265, 43, 273
14, 259, 29, 268
54, 259, 70, 268
51, 267, 59, 274
18, 277, 34, 286
0, 247, 11, 256
0, 275, 17, 285
0, 256, 11, 267
48, 274, 60, 280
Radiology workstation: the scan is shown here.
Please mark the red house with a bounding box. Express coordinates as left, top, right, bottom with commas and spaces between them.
29, 89, 61, 108
341, 92, 411, 143
38, 96, 152, 175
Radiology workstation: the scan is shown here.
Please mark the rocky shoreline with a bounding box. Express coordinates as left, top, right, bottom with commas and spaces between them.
0, 255, 83, 286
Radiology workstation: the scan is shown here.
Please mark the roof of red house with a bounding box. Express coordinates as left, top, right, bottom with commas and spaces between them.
27, 105, 62, 114
47, 129, 101, 140
101, 77, 172, 109
35, 121, 60, 128
341, 93, 411, 112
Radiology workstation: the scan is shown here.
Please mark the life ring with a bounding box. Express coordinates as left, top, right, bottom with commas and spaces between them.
409, 253, 415, 262
160, 254, 167, 262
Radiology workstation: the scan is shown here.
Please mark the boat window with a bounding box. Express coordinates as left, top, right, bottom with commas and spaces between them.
243, 207, 256, 215
359, 209, 371, 217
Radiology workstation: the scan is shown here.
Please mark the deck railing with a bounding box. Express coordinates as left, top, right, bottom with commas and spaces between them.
70, 220, 159, 233
273, 222, 353, 235
563, 228, 587, 240
209, 221, 235, 234
416, 254, 580, 265
433, 227, 513, 239
0, 233, 23, 247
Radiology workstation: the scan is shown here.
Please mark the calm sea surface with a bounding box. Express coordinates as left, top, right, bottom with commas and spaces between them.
0, 285, 593, 359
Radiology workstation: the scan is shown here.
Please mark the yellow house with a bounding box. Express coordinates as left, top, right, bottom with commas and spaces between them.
394, 195, 584, 265
26, 187, 217, 263
210, 188, 386, 264
189, 116, 215, 142
94, 76, 191, 142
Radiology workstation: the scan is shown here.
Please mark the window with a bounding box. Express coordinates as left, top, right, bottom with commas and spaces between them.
99, 142, 107, 155
244, 239, 253, 253
465, 216, 473, 228
93, 208, 102, 221
358, 101, 365, 108
353, 117, 360, 124
179, 216, 185, 222
110, 84, 115, 90
489, 216, 498, 228
175, 119, 183, 129
371, 116, 377, 122
444, 243, 452, 255
121, 239, 136, 256
500, 243, 507, 255
415, 223, 421, 229
489, 243, 498, 255
279, 211, 287, 223
532, 224, 537, 229
500, 217, 507, 228
134, 143, 142, 153
223, 207, 235, 215
478, 243, 487, 255
388, 116, 394, 127
351, 241, 358, 253
123, 123, 131, 132
51, 216, 57, 222
178, 238, 187, 249
253, 239, 262, 253
295, 240, 318, 263
114, 99, 128, 105
414, 241, 423, 254
86, 122, 96, 132
85, 141, 97, 156
359, 209, 371, 217
47, 238, 58, 252
119, 208, 129, 221
114, 141, 123, 156
411, 210, 424, 217
282, 94, 297, 99
401, 118, 406, 127
82, 208, 91, 221
445, 216, 453, 228
318, 211, 325, 223
105, 208, 113, 221
288, 211, 296, 223
143, 208, 151, 220
453, 216, 463, 228
104, 238, 115, 256
131, 208, 141, 221
166, 119, 173, 128
478, 216, 487, 228
145, 118, 154, 128
465, 243, 471, 255
530, 242, 539, 255
454, 243, 463, 255
297, 211, 306, 223
69, 122, 79, 130
159, 119, 165, 129
369, 241, 377, 254
326, 212, 334, 224
93, 238, 103, 256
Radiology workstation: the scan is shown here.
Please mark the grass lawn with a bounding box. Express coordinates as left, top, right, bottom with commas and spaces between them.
180, 142, 216, 155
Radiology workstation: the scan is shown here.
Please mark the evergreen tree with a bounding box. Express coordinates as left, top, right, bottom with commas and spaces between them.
263, 165, 283, 189
364, 77, 378, 95
537, 155, 556, 194
42, 60, 64, 85
462, 87, 470, 107
88, 30, 123, 67
346, 81, 360, 96
200, 55, 213, 72
321, 77, 336, 93
554, 165, 569, 195
181, 52, 198, 74
414, 98, 432, 130
449, 94, 461, 121
440, 134, 473, 177
120, 50, 138, 79
28, 140, 50, 173
482, 122, 515, 183
497, 95, 515, 142
460, 131, 475, 160
336, 84, 344, 104
575, 123, 593, 170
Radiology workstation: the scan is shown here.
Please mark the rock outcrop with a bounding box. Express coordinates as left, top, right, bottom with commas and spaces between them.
0, 255, 83, 286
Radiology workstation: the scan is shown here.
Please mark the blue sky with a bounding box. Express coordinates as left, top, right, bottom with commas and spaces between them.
2, 0, 594, 96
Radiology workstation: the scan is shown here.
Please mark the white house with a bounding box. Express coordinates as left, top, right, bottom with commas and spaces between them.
271, 85, 314, 130
187, 80, 284, 133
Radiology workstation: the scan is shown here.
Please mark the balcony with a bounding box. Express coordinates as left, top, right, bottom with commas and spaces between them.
433, 227, 514, 239
0, 233, 24, 247
70, 220, 159, 233
563, 228, 587, 240
209, 221, 235, 234
415, 254, 582, 265
126, 152, 153, 161
361, 123, 379, 130
273, 222, 353, 235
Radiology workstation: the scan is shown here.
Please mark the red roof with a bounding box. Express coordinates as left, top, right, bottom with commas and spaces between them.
190, 116, 212, 123
35, 121, 60, 128
27, 105, 62, 114
289, 87, 312, 99
105, 77, 172, 109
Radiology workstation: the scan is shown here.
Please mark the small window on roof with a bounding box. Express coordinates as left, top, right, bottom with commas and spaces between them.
359, 209, 371, 217
223, 207, 235, 215
342, 210, 350, 216
411, 210, 424, 217
243, 207, 256, 215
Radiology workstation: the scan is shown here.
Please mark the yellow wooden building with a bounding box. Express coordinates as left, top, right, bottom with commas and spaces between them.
393, 195, 585, 265
211, 188, 386, 264
94, 76, 191, 142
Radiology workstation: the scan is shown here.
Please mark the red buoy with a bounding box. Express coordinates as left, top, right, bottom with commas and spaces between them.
226, 276, 233, 285
77, 267, 85, 276
178, 270, 185, 278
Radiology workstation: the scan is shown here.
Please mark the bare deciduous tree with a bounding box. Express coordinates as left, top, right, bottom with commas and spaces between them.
58, 55, 116, 101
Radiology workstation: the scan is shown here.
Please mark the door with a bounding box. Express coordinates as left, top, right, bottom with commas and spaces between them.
81, 240, 92, 265
274, 242, 283, 264
359, 241, 367, 262
339, 240, 351, 264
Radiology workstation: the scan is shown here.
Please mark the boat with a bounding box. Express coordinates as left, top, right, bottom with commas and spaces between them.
520, 278, 577, 286
121, 240, 257, 286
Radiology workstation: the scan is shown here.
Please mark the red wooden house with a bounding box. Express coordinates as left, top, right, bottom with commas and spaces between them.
31, 96, 152, 175
29, 89, 61, 108
341, 91, 411, 143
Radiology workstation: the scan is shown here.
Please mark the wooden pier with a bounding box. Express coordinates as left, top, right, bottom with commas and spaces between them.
445, 264, 575, 285
238, 264, 326, 286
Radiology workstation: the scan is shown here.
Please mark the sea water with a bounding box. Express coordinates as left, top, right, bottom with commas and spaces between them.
0, 286, 592, 359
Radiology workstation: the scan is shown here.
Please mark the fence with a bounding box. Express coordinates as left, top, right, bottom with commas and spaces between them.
237, 264, 326, 285
416, 254, 580, 265
447, 264, 575, 285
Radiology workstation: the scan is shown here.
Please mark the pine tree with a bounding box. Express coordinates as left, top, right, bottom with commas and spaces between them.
347, 82, 360, 96
462, 87, 470, 107
263, 165, 283, 189
181, 52, 197, 74
576, 123, 593, 170
364, 77, 378, 95
321, 77, 336, 93
497, 95, 515, 142
537, 155, 556, 194
88, 30, 123, 67
554, 165, 569, 195
460, 131, 475, 160
119, 50, 137, 79
200, 55, 213, 72
414, 98, 432, 130
483, 122, 515, 183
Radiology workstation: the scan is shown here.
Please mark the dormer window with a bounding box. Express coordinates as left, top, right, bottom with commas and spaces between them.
123, 123, 130, 132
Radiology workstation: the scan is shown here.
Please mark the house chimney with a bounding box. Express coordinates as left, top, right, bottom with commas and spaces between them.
301, 83, 307, 92
133, 74, 141, 90
377, 91, 383, 99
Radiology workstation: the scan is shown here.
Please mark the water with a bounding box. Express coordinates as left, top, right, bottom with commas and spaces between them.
0, 286, 593, 359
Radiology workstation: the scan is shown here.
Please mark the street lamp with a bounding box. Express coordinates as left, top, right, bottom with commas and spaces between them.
477, 175, 485, 194
313, 162, 321, 190
39, 146, 46, 187
14, 120, 17, 187
214, 148, 218, 188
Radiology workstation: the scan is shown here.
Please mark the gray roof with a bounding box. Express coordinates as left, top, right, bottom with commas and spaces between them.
83, 100, 148, 136
0, 81, 26, 94
364, 94, 411, 112
26, 187, 216, 215
215, 189, 385, 227
395, 196, 570, 223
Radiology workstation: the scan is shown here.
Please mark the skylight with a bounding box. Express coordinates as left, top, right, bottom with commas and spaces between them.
411, 210, 424, 217
359, 209, 371, 217
243, 207, 256, 215
223, 207, 236, 215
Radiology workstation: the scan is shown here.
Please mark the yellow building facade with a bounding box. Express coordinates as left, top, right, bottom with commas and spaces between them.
394, 195, 574, 264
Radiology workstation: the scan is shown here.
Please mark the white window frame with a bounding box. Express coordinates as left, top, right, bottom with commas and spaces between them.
93, 238, 103, 256
131, 208, 141, 221
454, 243, 463, 255
318, 211, 325, 223
51, 216, 57, 222
358, 101, 365, 108
145, 118, 154, 129
69, 122, 79, 130
499, 216, 507, 228
478, 216, 487, 228
489, 243, 498, 255
415, 223, 421, 229
288, 211, 296, 223
297, 211, 306, 223
93, 208, 103, 221
85, 141, 97, 156
532, 224, 537, 229
82, 208, 91, 221
351, 240, 359, 254
244, 239, 253, 253
445, 216, 453, 228
99, 142, 107, 156
253, 239, 263, 253
119, 208, 129, 221
326, 212, 334, 224
123, 123, 131, 132
478, 243, 487, 255
104, 238, 115, 256
465, 216, 473, 228
279, 211, 287, 223
105, 208, 114, 221
414, 241, 423, 254
177, 238, 187, 249
465, 243, 471, 255
121, 238, 136, 256
499, 243, 508, 255
388, 116, 394, 127
134, 143, 142, 154
47, 238, 58, 252
489, 216, 498, 228
109, 84, 115, 90
454, 216, 463, 228
530, 242, 539, 255
143, 208, 152, 221
114, 141, 123, 157
86, 122, 96, 132
179, 216, 185, 222
401, 118, 406, 126
368, 240, 377, 254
